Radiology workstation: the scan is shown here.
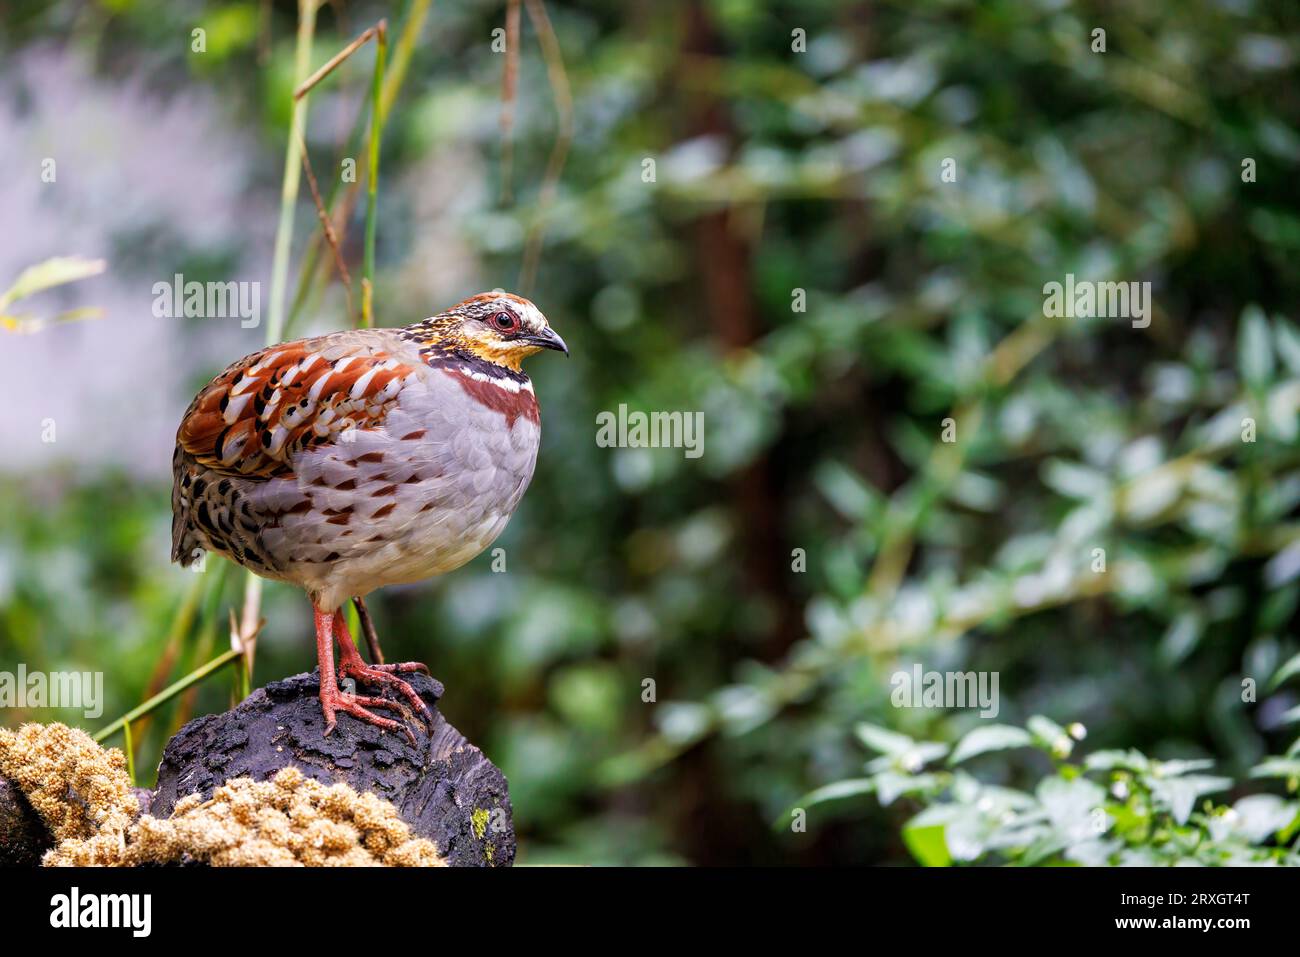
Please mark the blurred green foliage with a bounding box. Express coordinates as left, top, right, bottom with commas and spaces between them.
816, 711, 1300, 865
2, 0, 1299, 865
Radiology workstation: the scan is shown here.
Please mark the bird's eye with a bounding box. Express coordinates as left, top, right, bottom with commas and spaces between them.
492, 312, 517, 331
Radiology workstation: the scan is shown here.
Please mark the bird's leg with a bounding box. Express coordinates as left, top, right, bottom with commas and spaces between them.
333, 610, 433, 728
314, 604, 416, 744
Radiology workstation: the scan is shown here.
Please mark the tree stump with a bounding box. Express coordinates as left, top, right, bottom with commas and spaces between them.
150, 671, 515, 867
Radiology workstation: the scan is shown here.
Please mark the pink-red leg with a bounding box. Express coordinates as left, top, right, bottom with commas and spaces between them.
333, 610, 433, 728
314, 605, 416, 744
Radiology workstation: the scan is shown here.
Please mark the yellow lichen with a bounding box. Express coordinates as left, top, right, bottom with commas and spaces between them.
0, 723, 445, 867
471, 806, 490, 841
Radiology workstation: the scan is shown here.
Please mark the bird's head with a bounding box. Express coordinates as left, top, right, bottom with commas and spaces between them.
404, 292, 567, 372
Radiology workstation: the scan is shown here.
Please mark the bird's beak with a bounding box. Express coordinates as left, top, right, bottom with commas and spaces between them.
528, 326, 569, 356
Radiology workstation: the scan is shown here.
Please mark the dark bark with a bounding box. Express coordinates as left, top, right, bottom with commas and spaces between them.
0, 776, 51, 866
152, 670, 515, 867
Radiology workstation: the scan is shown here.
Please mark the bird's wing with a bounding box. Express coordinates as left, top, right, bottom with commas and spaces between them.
177, 337, 421, 479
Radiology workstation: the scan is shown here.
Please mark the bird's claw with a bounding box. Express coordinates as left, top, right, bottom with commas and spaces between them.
338, 661, 434, 731
320, 687, 418, 746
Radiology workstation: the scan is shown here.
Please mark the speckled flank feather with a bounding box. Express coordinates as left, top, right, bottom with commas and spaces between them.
172, 298, 550, 611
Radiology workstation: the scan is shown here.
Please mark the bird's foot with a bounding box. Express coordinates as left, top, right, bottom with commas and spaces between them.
337, 659, 434, 730
320, 683, 418, 746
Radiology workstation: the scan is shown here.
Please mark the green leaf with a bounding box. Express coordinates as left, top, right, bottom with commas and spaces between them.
1239, 304, 1275, 388
1028, 715, 1066, 741
1251, 757, 1300, 780
0, 306, 104, 334
1273, 316, 1300, 376
1042, 460, 1109, 501
949, 724, 1033, 764
1150, 775, 1232, 824
814, 462, 880, 521
902, 806, 954, 867
656, 702, 712, 745
798, 778, 875, 809
1038, 776, 1107, 844
1231, 795, 1299, 843
1152, 758, 1217, 777
1267, 651, 1300, 692
873, 770, 938, 806
1028, 715, 1073, 756
1123, 469, 1181, 523
1085, 749, 1151, 773
0, 256, 106, 311
854, 722, 914, 756
1066, 837, 1119, 867
713, 683, 776, 735
1158, 611, 1203, 666
865, 739, 949, 773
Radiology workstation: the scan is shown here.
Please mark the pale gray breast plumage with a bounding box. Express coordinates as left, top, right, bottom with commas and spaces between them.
248, 363, 540, 605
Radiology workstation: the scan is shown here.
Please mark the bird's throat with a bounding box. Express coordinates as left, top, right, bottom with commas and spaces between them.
439, 361, 540, 429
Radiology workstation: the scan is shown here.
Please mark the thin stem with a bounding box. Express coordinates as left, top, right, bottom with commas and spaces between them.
284, 0, 429, 339
499, 0, 521, 203
380, 0, 432, 123
134, 570, 204, 741
95, 649, 242, 744
294, 21, 385, 101
285, 97, 371, 340
134, 560, 227, 759
122, 719, 135, 785
519, 0, 572, 295
238, 0, 320, 683
266, 0, 319, 346
362, 21, 388, 328
297, 126, 355, 322
170, 560, 231, 736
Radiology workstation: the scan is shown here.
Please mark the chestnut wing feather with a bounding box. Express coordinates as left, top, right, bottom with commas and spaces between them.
177, 339, 419, 479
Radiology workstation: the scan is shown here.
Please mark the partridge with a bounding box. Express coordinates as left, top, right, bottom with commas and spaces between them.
170, 293, 567, 740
